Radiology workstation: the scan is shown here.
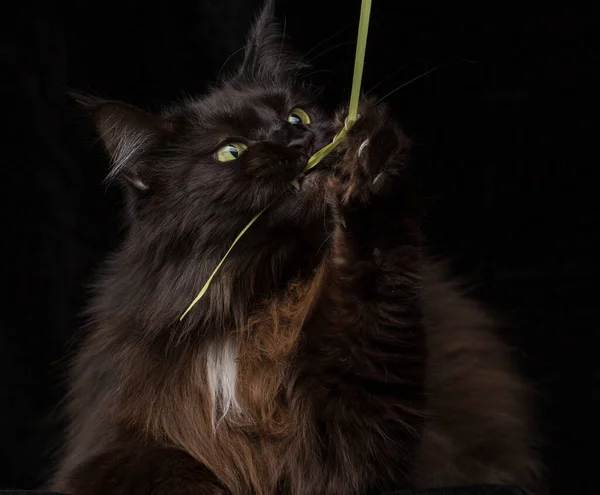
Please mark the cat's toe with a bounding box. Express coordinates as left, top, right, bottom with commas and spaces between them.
357, 139, 369, 158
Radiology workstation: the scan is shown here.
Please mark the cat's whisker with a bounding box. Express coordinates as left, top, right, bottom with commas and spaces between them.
276, 16, 288, 72
364, 64, 407, 96
317, 231, 334, 255
217, 45, 248, 80
375, 61, 449, 105
295, 25, 351, 69
305, 41, 356, 66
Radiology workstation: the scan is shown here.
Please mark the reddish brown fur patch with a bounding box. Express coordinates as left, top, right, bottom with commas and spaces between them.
237, 262, 327, 436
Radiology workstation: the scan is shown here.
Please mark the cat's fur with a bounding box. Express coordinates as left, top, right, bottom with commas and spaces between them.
51, 2, 542, 494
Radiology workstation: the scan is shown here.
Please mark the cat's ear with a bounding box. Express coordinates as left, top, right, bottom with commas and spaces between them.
71, 93, 168, 191
239, 0, 308, 78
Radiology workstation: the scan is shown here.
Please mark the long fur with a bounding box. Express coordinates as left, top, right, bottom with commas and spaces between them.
50, 2, 543, 494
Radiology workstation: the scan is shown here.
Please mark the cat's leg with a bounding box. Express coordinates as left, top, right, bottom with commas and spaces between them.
308, 104, 543, 494
317, 97, 426, 393
54, 448, 228, 495
290, 100, 427, 493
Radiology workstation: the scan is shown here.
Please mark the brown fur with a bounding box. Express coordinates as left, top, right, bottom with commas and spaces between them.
414, 264, 541, 488
51, 2, 542, 493
52, 259, 541, 495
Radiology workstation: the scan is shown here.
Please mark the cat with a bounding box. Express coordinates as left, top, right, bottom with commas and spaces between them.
50, 1, 542, 494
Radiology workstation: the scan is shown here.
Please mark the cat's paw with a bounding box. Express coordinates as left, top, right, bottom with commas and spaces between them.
330, 98, 409, 205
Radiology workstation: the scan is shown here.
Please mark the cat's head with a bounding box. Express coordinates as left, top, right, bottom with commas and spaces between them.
81, 0, 333, 258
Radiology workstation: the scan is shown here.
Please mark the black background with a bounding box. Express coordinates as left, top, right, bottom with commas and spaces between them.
2, 1, 598, 493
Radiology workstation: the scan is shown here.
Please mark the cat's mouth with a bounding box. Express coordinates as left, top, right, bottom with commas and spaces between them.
291, 170, 326, 192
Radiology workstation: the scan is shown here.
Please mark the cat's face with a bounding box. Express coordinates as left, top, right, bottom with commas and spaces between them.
86, 1, 333, 252
155, 80, 333, 234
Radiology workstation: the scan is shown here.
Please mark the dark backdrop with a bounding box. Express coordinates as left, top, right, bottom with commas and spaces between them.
2, 1, 598, 493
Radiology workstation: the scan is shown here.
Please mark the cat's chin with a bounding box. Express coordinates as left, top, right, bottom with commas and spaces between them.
297, 169, 326, 192
294, 169, 329, 215
271, 168, 329, 225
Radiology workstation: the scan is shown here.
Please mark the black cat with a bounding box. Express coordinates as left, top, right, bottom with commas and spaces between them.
50, 1, 542, 494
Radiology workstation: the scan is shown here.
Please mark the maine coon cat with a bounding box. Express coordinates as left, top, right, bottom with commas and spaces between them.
51, 1, 542, 493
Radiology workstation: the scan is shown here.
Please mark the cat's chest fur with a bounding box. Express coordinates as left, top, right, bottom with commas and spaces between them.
113, 263, 399, 494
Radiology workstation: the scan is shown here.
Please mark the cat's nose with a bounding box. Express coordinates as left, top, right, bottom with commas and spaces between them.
286, 128, 314, 153
287, 131, 314, 153
267, 124, 314, 154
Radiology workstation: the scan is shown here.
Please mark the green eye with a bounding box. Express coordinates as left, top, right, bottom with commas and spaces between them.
287, 107, 311, 125
214, 142, 248, 162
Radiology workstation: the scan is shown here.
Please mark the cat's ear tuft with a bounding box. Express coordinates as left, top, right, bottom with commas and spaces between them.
239, 0, 308, 78
70, 92, 167, 190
